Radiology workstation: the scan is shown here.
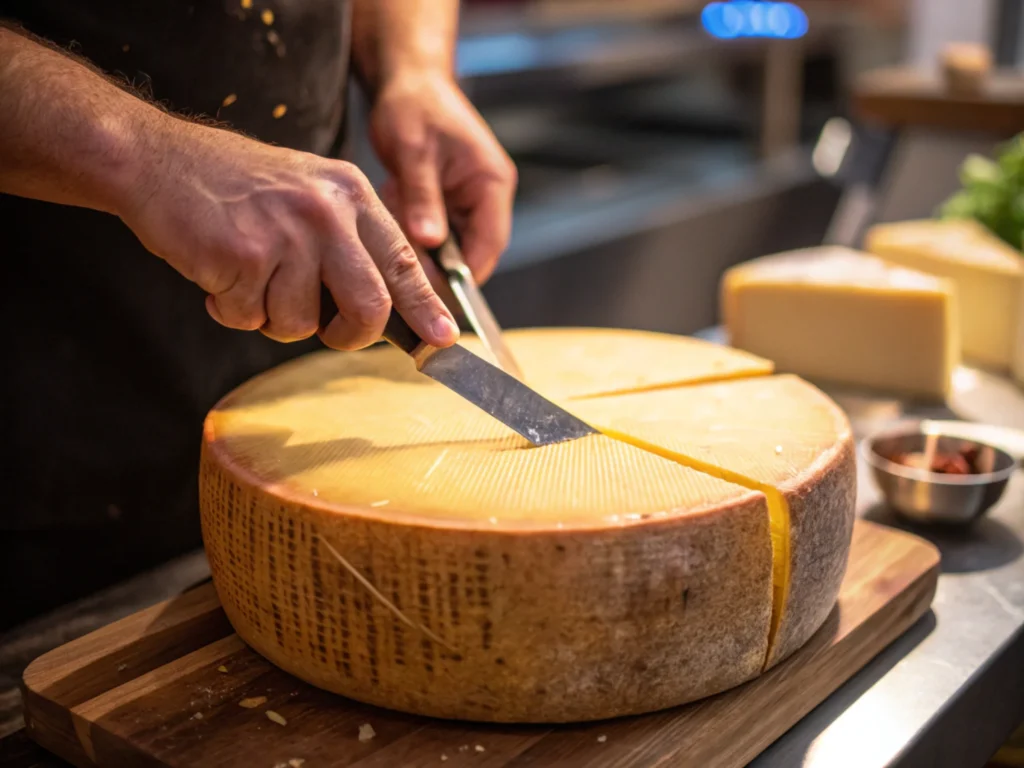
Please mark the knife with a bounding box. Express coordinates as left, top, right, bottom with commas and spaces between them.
319, 289, 597, 447
426, 233, 525, 381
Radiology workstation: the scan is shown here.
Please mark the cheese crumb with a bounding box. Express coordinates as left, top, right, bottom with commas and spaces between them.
475, 745, 485, 752
221, 94, 237, 108
239, 696, 267, 709
597, 734, 607, 743
358, 723, 376, 742
266, 710, 287, 726
116, 663, 128, 672
217, 665, 229, 673
288, 760, 305, 768
261, 9, 274, 24
191, 712, 203, 720
272, 104, 287, 119
458, 745, 468, 752
441, 756, 448, 762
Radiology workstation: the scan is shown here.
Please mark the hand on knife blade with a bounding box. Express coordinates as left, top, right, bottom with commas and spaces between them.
425, 233, 525, 381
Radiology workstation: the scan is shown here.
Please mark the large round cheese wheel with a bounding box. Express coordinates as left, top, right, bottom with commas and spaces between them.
200, 328, 854, 722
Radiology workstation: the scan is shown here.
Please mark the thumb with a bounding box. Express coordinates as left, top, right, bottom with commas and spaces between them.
396, 142, 447, 247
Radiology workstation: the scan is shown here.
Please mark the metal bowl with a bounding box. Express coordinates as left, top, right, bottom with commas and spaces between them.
863, 424, 1019, 525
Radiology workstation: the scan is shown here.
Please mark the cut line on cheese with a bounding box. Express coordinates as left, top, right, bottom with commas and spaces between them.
598, 428, 791, 668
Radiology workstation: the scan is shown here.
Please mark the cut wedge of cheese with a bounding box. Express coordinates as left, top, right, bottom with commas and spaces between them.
572, 374, 855, 668
865, 219, 1023, 370
460, 326, 774, 399
200, 328, 855, 723
721, 246, 960, 399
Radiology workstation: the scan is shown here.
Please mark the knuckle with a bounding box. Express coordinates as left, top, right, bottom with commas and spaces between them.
231, 238, 271, 273
331, 161, 373, 204
349, 289, 391, 331
500, 156, 518, 185
381, 243, 422, 285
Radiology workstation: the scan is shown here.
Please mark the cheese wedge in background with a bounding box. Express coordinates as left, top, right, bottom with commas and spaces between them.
574, 374, 856, 670
721, 246, 960, 399
460, 327, 774, 399
865, 219, 1023, 370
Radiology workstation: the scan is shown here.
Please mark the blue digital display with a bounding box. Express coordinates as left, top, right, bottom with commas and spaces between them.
701, 1, 809, 40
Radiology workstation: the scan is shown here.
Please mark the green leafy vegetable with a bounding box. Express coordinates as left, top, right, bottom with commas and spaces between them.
939, 133, 1024, 251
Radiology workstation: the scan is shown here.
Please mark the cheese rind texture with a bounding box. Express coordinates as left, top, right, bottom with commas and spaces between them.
573, 375, 857, 668
865, 219, 1023, 370
722, 246, 960, 399
199, 329, 854, 722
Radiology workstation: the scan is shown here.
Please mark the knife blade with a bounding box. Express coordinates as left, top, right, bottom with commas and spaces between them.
427, 234, 525, 381
319, 289, 597, 447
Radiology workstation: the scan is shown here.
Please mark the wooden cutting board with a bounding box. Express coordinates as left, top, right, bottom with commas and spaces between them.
21, 520, 939, 768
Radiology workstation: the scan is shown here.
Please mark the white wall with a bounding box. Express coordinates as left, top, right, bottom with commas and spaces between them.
907, 0, 998, 68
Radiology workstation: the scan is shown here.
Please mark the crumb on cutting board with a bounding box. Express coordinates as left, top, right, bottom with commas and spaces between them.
358, 723, 376, 742
239, 696, 268, 709
266, 710, 287, 726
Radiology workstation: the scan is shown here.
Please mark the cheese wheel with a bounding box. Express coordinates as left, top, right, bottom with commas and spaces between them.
572, 374, 856, 668
865, 219, 1023, 370
199, 329, 853, 722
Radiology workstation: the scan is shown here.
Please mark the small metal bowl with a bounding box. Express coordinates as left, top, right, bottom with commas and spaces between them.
863, 424, 1018, 525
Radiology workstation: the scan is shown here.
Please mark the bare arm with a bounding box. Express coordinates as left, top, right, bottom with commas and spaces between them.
350, 0, 459, 98
350, 1, 516, 282
0, 24, 457, 350
0, 26, 162, 214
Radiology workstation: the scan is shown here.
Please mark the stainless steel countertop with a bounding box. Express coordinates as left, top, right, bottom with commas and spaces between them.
693, 328, 1024, 768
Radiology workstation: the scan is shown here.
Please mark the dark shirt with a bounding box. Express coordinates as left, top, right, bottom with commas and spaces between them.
0, 0, 352, 628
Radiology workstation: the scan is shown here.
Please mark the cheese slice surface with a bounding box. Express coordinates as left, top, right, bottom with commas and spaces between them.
865, 219, 1023, 369
722, 246, 959, 399
460, 326, 773, 398
572, 374, 856, 668
201, 342, 777, 722
207, 353, 757, 528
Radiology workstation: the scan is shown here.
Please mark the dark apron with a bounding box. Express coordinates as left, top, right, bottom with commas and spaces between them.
0, 0, 352, 629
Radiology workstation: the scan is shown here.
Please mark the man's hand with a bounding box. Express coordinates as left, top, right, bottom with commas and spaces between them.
368, 73, 517, 284
121, 122, 459, 350
0, 26, 458, 352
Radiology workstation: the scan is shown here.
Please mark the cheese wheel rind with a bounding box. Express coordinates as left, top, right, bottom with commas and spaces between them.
200, 439, 772, 722
766, 434, 856, 666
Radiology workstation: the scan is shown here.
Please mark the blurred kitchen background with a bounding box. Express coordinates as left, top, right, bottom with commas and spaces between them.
347, 0, 1023, 335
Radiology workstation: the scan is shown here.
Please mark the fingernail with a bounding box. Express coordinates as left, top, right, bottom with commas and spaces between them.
414, 216, 443, 241
432, 315, 459, 343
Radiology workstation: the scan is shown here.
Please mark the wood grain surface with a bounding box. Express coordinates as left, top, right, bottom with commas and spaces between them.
21, 520, 939, 768
854, 66, 1024, 135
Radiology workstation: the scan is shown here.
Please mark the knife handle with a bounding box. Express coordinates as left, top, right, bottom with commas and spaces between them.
319, 284, 423, 356
426, 228, 472, 279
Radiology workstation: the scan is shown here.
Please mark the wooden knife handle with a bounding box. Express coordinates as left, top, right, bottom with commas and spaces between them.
319, 284, 422, 356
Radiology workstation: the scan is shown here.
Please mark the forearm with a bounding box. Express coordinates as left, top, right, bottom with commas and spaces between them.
351, 0, 459, 98
0, 25, 167, 215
